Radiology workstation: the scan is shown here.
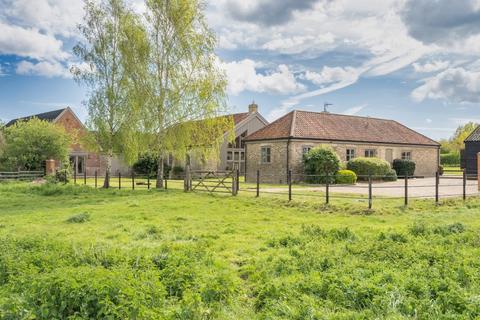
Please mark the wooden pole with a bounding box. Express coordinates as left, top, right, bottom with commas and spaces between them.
256, 170, 260, 197
288, 170, 292, 201
84, 169, 87, 185
147, 174, 150, 190
132, 171, 135, 190
477, 153, 480, 191
95, 170, 97, 188
404, 174, 408, 206
236, 169, 240, 194
118, 172, 121, 190
463, 169, 467, 201
325, 173, 329, 205
435, 171, 440, 205
368, 174, 372, 209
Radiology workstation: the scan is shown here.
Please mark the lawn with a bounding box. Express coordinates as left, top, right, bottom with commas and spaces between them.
0, 182, 480, 319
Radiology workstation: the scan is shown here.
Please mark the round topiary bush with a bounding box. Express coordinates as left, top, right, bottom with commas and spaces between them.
303, 146, 340, 184
335, 170, 357, 184
392, 159, 416, 177
346, 157, 391, 180
383, 169, 398, 182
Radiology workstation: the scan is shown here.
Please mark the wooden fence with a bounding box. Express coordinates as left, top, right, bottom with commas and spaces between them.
0, 171, 44, 181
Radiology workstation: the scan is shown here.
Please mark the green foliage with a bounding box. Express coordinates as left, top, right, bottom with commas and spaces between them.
346, 157, 391, 180
383, 169, 398, 182
172, 166, 184, 179
66, 212, 90, 223
303, 146, 340, 183
440, 122, 478, 153
55, 168, 71, 183
393, 159, 416, 177
441, 152, 460, 167
133, 153, 158, 175
1, 118, 71, 171
335, 170, 357, 184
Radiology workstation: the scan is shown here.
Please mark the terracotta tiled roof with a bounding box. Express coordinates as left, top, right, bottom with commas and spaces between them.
231, 112, 249, 125
6, 108, 66, 127
465, 126, 480, 142
246, 110, 439, 146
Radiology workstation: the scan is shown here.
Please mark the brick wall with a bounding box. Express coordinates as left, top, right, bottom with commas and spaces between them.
246, 139, 439, 183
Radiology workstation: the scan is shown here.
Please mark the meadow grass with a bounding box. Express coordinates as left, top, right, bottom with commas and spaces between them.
0, 182, 479, 319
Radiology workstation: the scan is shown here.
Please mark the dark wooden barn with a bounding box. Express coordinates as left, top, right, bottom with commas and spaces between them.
463, 126, 480, 176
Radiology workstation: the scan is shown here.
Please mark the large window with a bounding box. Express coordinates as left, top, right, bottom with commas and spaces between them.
364, 149, 376, 158
401, 151, 412, 160
261, 146, 271, 164
346, 149, 356, 161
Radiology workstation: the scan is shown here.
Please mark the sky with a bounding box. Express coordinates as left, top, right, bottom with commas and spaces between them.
0, 0, 480, 140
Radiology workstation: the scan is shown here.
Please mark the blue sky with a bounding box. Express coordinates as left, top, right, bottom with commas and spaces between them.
1, 0, 480, 140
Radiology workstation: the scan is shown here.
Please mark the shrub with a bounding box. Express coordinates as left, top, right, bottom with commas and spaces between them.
335, 170, 357, 184
346, 157, 391, 180
440, 152, 460, 167
383, 169, 398, 182
55, 168, 71, 183
392, 159, 416, 177
171, 166, 184, 179
133, 153, 158, 176
438, 165, 444, 176
303, 146, 340, 184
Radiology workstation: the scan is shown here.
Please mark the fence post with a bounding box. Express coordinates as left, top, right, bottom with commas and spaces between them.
236, 169, 240, 193
232, 171, 237, 196
435, 171, 440, 205
368, 174, 373, 210
463, 169, 467, 201
95, 170, 98, 188
74, 169, 77, 185
404, 174, 408, 206
288, 170, 292, 201
147, 174, 150, 190
118, 172, 121, 190
84, 170, 87, 185
165, 175, 168, 190
256, 170, 260, 197
184, 165, 190, 192
326, 173, 330, 205
132, 171, 135, 190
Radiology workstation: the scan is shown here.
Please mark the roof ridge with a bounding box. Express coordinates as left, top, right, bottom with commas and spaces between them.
295, 109, 395, 122
289, 110, 297, 137
464, 125, 480, 142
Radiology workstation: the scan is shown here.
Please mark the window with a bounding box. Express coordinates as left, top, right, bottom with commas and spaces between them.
364, 149, 376, 158
261, 147, 271, 164
302, 146, 312, 155
346, 149, 356, 161
227, 151, 233, 161
401, 151, 412, 160
234, 152, 240, 161
240, 152, 245, 161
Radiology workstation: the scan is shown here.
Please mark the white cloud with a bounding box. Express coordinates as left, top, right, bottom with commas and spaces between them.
412, 67, 480, 103
0, 22, 68, 61
221, 59, 306, 95
16, 60, 71, 78
342, 104, 367, 116
426, 118, 433, 123
413, 60, 450, 73
303, 66, 358, 86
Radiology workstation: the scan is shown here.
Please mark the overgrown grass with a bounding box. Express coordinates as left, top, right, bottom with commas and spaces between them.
1, 182, 480, 319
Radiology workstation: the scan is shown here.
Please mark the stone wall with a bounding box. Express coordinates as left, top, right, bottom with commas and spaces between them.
246, 139, 440, 183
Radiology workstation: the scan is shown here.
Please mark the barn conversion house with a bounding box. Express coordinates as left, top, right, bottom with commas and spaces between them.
244, 110, 440, 183
463, 125, 480, 176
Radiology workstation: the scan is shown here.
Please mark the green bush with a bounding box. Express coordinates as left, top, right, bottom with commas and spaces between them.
171, 166, 184, 179
303, 146, 340, 184
133, 153, 158, 176
55, 168, 71, 183
440, 152, 460, 167
346, 157, 391, 180
66, 213, 90, 223
392, 159, 416, 177
383, 169, 398, 182
335, 170, 357, 184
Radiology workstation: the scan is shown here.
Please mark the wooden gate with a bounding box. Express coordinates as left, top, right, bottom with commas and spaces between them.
189, 171, 237, 194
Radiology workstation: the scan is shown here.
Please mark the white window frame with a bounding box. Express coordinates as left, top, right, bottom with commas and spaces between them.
261, 146, 271, 164
364, 149, 376, 158
401, 151, 412, 160
346, 149, 356, 161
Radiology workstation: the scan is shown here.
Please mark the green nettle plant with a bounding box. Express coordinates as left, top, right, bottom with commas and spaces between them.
2, 118, 71, 171
303, 146, 340, 184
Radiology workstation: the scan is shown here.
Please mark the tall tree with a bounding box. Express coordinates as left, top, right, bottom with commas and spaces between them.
135, 0, 232, 188
441, 122, 478, 154
71, 0, 143, 188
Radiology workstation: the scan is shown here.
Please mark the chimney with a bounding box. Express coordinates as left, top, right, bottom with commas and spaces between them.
248, 101, 258, 113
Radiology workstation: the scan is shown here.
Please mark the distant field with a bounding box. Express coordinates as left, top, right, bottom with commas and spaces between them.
0, 182, 480, 319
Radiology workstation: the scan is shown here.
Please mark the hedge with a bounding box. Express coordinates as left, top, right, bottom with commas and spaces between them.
440, 152, 460, 167
346, 157, 391, 180
335, 170, 357, 184
392, 159, 416, 177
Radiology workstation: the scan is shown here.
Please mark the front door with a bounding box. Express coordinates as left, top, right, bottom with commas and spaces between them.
385, 149, 393, 164
70, 155, 86, 175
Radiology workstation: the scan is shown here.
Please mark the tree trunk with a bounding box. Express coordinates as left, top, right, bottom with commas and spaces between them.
103, 153, 112, 188
156, 155, 164, 189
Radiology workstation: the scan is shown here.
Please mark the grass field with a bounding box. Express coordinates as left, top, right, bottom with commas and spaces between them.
1, 182, 480, 319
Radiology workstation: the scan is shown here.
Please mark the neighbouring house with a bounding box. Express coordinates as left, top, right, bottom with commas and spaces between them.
5, 107, 130, 176
189, 102, 269, 174
244, 110, 441, 183
462, 125, 480, 176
